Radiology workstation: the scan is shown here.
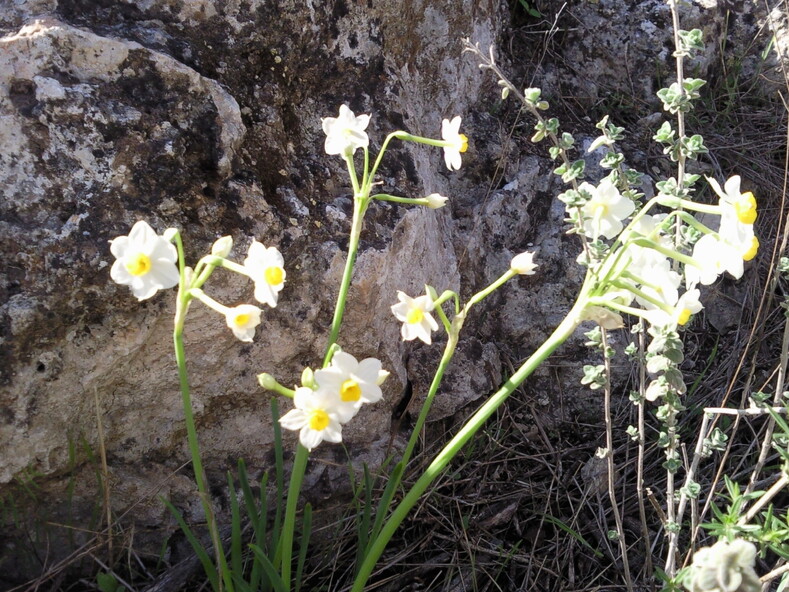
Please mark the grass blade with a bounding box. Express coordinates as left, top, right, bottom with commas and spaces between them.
249, 544, 288, 592
162, 498, 220, 590
295, 503, 312, 592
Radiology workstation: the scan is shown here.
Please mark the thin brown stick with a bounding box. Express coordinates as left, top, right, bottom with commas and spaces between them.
602, 329, 633, 592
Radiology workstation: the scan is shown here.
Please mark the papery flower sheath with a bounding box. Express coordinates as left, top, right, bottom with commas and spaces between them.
279, 386, 344, 451
322, 105, 371, 157
110, 220, 180, 301
441, 116, 468, 171
243, 241, 286, 308
314, 351, 385, 423
391, 290, 439, 345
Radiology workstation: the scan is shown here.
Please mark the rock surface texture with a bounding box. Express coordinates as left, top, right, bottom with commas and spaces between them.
0, 0, 784, 585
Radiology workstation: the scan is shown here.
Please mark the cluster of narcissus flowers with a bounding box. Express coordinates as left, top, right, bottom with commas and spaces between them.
321, 104, 468, 172
578, 175, 758, 331
278, 352, 389, 451
109, 221, 285, 342
391, 251, 539, 346
685, 175, 759, 287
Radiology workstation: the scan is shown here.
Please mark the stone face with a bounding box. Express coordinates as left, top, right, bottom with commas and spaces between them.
1, 0, 779, 585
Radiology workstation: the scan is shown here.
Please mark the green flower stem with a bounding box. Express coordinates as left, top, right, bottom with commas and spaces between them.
370, 272, 517, 559
466, 270, 516, 308
214, 258, 248, 276
432, 289, 460, 313
323, 196, 368, 367
589, 299, 652, 322
257, 373, 296, 399
189, 288, 231, 315
401, 270, 515, 467
400, 317, 461, 471
630, 238, 701, 269
371, 193, 430, 207
172, 234, 231, 592
279, 444, 309, 591
657, 209, 715, 237
345, 153, 362, 196
393, 132, 450, 149
368, 131, 411, 181
351, 298, 585, 592
675, 198, 720, 216
173, 331, 231, 592
361, 147, 370, 192
606, 282, 674, 316
432, 297, 453, 335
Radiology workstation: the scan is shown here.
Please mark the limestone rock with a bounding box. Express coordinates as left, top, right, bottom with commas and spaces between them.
0, 0, 523, 581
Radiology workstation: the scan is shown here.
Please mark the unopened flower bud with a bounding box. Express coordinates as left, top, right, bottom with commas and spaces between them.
211, 235, 233, 257
258, 372, 280, 391
425, 193, 449, 209
511, 251, 538, 275
301, 366, 315, 389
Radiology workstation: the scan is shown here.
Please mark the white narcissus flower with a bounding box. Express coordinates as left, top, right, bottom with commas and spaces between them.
643, 288, 703, 328
425, 193, 449, 209
580, 179, 636, 240
674, 288, 703, 325
279, 386, 344, 451
321, 105, 371, 157
224, 304, 262, 342
510, 251, 538, 275
686, 233, 750, 287
314, 351, 385, 423
243, 241, 286, 307
441, 116, 468, 171
110, 220, 180, 301
707, 175, 758, 225
391, 290, 439, 345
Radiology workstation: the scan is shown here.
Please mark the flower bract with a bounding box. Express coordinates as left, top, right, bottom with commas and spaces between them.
110, 220, 180, 301
314, 351, 384, 422
391, 290, 439, 344
224, 304, 262, 342
244, 241, 286, 307
322, 105, 370, 157
441, 116, 468, 171
279, 387, 344, 451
